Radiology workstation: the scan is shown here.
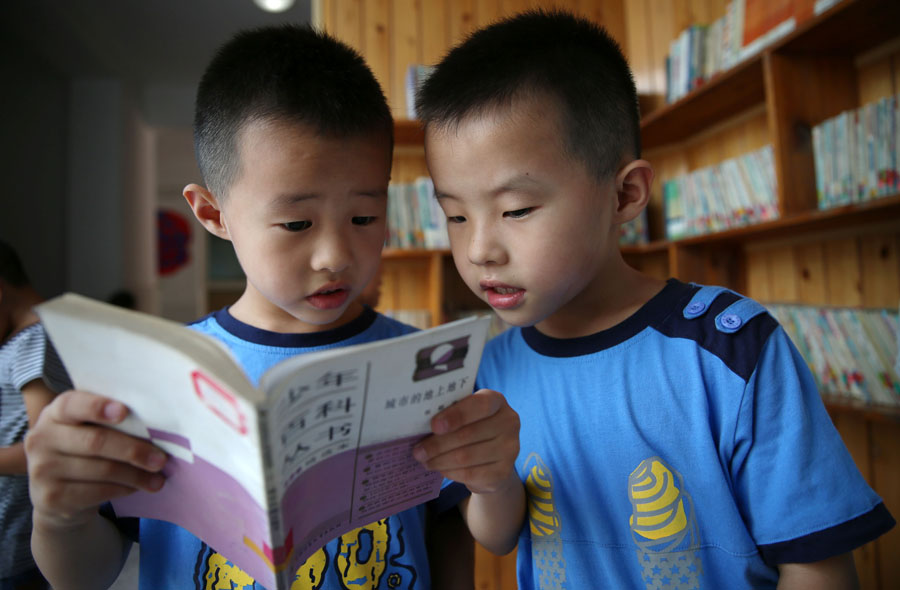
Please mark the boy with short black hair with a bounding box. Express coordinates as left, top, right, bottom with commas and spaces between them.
416, 10, 894, 589
26, 24, 522, 589
0, 239, 68, 590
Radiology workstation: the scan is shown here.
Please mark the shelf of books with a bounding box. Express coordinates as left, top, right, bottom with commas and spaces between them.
644, 0, 900, 150
768, 303, 900, 416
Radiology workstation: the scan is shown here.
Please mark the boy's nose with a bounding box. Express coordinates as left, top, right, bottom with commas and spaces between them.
310, 229, 351, 273
467, 224, 506, 266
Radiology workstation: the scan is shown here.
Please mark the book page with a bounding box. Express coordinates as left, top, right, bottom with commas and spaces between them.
37, 294, 272, 575
257, 315, 490, 587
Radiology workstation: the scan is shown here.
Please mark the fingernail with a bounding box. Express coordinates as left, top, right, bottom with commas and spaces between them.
433, 418, 448, 435
147, 451, 167, 470
147, 474, 165, 492
103, 402, 126, 421
412, 445, 427, 462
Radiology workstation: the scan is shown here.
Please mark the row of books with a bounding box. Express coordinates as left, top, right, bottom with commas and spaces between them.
666, 0, 841, 104
663, 144, 778, 240
767, 303, 900, 408
812, 94, 900, 210
387, 177, 450, 250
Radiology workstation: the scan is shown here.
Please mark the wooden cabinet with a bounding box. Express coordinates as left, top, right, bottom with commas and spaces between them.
319, 0, 900, 587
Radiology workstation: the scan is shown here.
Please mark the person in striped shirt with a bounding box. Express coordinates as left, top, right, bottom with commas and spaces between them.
0, 239, 69, 590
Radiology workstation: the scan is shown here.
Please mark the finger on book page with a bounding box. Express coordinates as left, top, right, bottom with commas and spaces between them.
429, 388, 507, 434
48, 389, 130, 425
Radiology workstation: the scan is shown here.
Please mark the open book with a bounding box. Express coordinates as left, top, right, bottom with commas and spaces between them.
37, 294, 490, 589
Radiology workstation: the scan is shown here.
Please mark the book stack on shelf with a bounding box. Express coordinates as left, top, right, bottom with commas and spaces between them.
767, 303, 900, 408
663, 144, 778, 240
386, 177, 450, 250
812, 94, 899, 210
665, 0, 841, 104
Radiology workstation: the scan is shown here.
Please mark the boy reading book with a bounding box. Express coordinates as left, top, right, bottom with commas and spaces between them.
26, 25, 522, 589
413, 10, 895, 589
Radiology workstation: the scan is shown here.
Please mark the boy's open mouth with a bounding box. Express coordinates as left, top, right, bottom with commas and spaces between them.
307, 286, 350, 310
481, 282, 525, 310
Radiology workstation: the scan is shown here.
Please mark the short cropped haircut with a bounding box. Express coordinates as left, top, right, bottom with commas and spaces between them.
417, 10, 640, 182
194, 24, 393, 197
0, 240, 30, 286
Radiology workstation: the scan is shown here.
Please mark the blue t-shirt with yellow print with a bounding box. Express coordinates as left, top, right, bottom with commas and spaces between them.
476, 279, 894, 590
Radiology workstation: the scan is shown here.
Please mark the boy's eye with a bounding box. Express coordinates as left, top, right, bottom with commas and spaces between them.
351, 216, 377, 226
446, 215, 466, 224
282, 220, 312, 232
503, 207, 534, 219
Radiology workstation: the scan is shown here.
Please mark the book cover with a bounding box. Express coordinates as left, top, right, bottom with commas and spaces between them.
38, 294, 490, 589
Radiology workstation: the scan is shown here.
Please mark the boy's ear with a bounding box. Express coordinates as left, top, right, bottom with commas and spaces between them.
183, 183, 231, 240
612, 159, 654, 225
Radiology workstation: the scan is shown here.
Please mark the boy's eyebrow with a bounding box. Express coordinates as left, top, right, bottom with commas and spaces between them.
271, 193, 319, 206
434, 174, 542, 201
270, 189, 387, 206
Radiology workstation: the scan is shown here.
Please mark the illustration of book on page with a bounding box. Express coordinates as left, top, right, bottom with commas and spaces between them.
37, 294, 490, 590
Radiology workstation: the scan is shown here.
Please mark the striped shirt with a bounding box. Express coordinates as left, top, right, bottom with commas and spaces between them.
0, 322, 70, 577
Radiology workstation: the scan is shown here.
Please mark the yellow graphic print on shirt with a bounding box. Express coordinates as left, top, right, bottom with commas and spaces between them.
202, 517, 406, 590
203, 552, 257, 589
628, 457, 703, 590
524, 452, 566, 590
291, 544, 328, 589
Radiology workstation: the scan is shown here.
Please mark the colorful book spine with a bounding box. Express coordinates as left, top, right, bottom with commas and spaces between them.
811, 94, 899, 210
768, 303, 900, 407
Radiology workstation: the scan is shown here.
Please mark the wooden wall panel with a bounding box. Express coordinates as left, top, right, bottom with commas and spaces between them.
364, 0, 391, 105
421, 0, 449, 64
823, 237, 864, 307
744, 248, 772, 301
477, 0, 503, 28
448, 0, 478, 46
392, 0, 421, 117
319, 0, 631, 116
860, 233, 900, 308
792, 242, 828, 305
744, 229, 900, 309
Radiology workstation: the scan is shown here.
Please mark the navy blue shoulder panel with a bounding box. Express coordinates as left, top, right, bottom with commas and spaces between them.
654, 287, 779, 382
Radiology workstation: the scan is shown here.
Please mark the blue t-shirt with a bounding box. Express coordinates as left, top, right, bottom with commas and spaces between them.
121, 306, 468, 589
476, 279, 894, 589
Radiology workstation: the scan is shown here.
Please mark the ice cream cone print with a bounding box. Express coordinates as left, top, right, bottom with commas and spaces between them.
524, 453, 566, 590
628, 457, 702, 590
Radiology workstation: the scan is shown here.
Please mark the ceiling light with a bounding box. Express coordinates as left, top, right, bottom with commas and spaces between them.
252, 0, 295, 13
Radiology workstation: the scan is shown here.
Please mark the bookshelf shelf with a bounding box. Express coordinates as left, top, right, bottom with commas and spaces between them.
640, 0, 900, 152
641, 56, 766, 150
675, 193, 900, 246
